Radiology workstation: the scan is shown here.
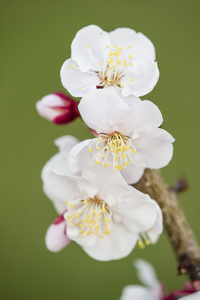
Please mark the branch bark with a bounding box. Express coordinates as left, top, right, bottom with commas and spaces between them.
133, 169, 200, 290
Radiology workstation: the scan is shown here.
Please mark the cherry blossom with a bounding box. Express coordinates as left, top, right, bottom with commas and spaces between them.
120, 259, 200, 300
71, 88, 174, 184
60, 25, 159, 98
43, 164, 163, 261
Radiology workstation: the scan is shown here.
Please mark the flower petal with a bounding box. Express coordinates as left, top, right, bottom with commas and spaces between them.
113, 195, 160, 234
42, 135, 79, 181
181, 293, 200, 300
36, 94, 63, 121
60, 58, 99, 97
109, 28, 156, 61
120, 285, 155, 300
71, 25, 111, 72
134, 259, 158, 288
78, 88, 142, 135
45, 215, 71, 252
43, 171, 97, 204
81, 164, 136, 207
70, 139, 92, 173
132, 128, 175, 168
121, 60, 159, 97
54, 135, 79, 152
147, 203, 163, 244
127, 100, 163, 130
83, 223, 138, 261
120, 164, 144, 184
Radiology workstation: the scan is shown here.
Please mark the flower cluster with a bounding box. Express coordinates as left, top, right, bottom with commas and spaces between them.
37, 25, 175, 261
120, 259, 200, 300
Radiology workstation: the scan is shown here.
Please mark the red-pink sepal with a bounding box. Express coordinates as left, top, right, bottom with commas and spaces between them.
45, 214, 71, 252
36, 92, 80, 125
164, 282, 196, 300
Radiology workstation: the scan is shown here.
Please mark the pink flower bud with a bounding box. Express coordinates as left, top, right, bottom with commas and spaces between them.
45, 214, 71, 252
36, 92, 80, 124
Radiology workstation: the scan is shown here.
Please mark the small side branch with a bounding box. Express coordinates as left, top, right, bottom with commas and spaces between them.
134, 169, 200, 290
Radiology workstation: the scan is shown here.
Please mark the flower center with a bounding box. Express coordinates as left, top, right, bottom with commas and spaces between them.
71, 44, 136, 91
98, 45, 135, 88
64, 196, 112, 239
89, 132, 136, 171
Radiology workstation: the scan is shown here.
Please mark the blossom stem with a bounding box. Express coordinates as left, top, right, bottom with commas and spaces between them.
134, 169, 200, 290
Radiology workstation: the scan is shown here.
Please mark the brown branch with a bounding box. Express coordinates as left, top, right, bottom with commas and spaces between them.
133, 169, 200, 290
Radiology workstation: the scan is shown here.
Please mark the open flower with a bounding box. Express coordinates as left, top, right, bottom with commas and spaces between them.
60, 25, 159, 98
36, 92, 80, 124
120, 259, 200, 300
43, 164, 163, 261
120, 259, 163, 300
71, 88, 174, 184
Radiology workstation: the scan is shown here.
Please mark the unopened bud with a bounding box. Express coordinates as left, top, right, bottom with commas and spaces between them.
36, 92, 80, 124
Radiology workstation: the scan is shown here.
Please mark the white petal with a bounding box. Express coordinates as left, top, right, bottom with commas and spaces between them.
147, 203, 163, 244
54, 135, 79, 152
121, 60, 159, 97
78, 88, 140, 135
42, 136, 79, 181
81, 164, 135, 207
71, 25, 111, 72
133, 128, 175, 168
60, 58, 99, 97
70, 139, 92, 173
43, 185, 67, 214
109, 28, 156, 61
83, 223, 138, 261
181, 293, 200, 300
36, 94, 62, 121
120, 285, 154, 300
134, 259, 158, 288
127, 100, 163, 130
45, 219, 71, 252
120, 164, 144, 184
43, 171, 97, 204
113, 196, 160, 234
41, 135, 80, 214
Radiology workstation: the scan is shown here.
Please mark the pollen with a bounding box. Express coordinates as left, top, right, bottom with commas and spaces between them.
98, 44, 135, 89
71, 65, 75, 69
64, 196, 112, 239
88, 45, 91, 48
88, 132, 136, 171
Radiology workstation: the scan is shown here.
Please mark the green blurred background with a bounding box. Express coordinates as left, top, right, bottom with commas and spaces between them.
1, 0, 200, 299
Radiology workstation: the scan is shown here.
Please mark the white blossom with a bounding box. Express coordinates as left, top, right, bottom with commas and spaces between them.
120, 259, 163, 300
71, 88, 174, 184
120, 259, 200, 300
60, 25, 159, 98
43, 164, 163, 261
